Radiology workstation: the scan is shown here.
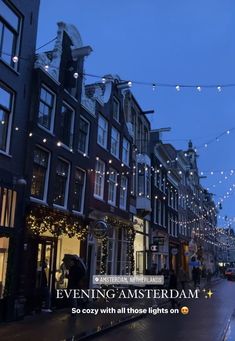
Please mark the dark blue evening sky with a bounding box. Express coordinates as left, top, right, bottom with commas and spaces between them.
37, 0, 235, 228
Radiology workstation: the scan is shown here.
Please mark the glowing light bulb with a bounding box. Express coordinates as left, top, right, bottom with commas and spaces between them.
176, 85, 180, 91
197, 86, 202, 92
12, 56, 18, 63
73, 72, 79, 79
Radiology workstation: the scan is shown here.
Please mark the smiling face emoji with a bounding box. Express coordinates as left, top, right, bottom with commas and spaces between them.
181, 306, 189, 315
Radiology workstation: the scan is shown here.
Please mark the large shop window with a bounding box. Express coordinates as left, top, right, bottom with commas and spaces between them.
119, 176, 128, 210
31, 147, 50, 201
111, 127, 120, 158
108, 169, 117, 206
72, 168, 86, 213
58, 103, 74, 148
0, 85, 13, 153
0, 237, 9, 298
94, 159, 105, 199
55, 236, 81, 289
78, 116, 89, 155
38, 86, 55, 131
0, 187, 17, 227
53, 159, 70, 207
0, 0, 21, 68
117, 228, 131, 275
97, 114, 108, 148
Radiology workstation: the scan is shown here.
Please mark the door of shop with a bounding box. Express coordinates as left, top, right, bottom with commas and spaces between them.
36, 238, 57, 307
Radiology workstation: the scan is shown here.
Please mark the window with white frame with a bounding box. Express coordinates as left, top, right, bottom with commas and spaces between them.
122, 138, 130, 166
72, 168, 86, 213
53, 159, 70, 207
0, 0, 21, 69
162, 202, 166, 227
58, 103, 74, 147
0, 84, 13, 152
117, 228, 131, 275
38, 86, 55, 131
120, 176, 128, 209
78, 116, 89, 155
97, 114, 108, 148
94, 159, 105, 199
108, 168, 117, 206
0, 187, 17, 228
111, 127, 120, 158
113, 98, 120, 122
31, 147, 50, 201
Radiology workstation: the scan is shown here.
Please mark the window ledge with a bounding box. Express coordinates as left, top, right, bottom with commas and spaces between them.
93, 195, 105, 202
78, 150, 89, 158
0, 150, 12, 158
30, 197, 48, 205
97, 142, 108, 151
0, 58, 20, 75
53, 204, 69, 212
37, 124, 55, 136
72, 210, 84, 217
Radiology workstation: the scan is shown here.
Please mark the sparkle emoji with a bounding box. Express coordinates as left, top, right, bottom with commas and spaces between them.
181, 306, 189, 315
205, 290, 213, 299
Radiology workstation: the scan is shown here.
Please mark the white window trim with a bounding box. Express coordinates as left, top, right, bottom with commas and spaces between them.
113, 97, 120, 123
111, 126, 120, 159
119, 176, 128, 210
53, 157, 70, 209
0, 1, 22, 71
0, 85, 14, 155
30, 145, 51, 203
37, 84, 56, 134
78, 115, 90, 156
122, 138, 130, 166
97, 114, 108, 149
108, 169, 117, 206
72, 167, 86, 214
94, 159, 105, 200
59, 101, 75, 148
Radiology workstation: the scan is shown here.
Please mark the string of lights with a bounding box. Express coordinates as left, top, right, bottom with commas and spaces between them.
3, 48, 235, 92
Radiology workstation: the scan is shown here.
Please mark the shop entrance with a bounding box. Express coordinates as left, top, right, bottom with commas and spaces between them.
36, 238, 56, 298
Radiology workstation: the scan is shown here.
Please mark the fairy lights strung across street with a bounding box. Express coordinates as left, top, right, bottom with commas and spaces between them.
3, 46, 235, 93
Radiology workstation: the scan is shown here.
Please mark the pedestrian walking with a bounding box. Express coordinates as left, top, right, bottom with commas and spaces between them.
192, 266, 201, 289
39, 260, 52, 313
67, 255, 86, 311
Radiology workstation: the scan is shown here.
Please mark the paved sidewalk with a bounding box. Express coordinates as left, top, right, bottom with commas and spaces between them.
0, 277, 223, 341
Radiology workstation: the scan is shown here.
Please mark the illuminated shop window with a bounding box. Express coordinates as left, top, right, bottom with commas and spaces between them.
0, 187, 17, 227
0, 237, 9, 298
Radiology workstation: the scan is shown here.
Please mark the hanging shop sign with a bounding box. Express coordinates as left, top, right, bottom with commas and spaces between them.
92, 220, 108, 239
150, 244, 158, 252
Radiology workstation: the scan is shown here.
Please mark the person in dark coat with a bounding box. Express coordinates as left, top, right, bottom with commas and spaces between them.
168, 270, 179, 308
40, 260, 52, 312
67, 257, 86, 310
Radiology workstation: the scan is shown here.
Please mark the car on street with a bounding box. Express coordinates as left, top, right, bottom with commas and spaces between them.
225, 268, 235, 280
